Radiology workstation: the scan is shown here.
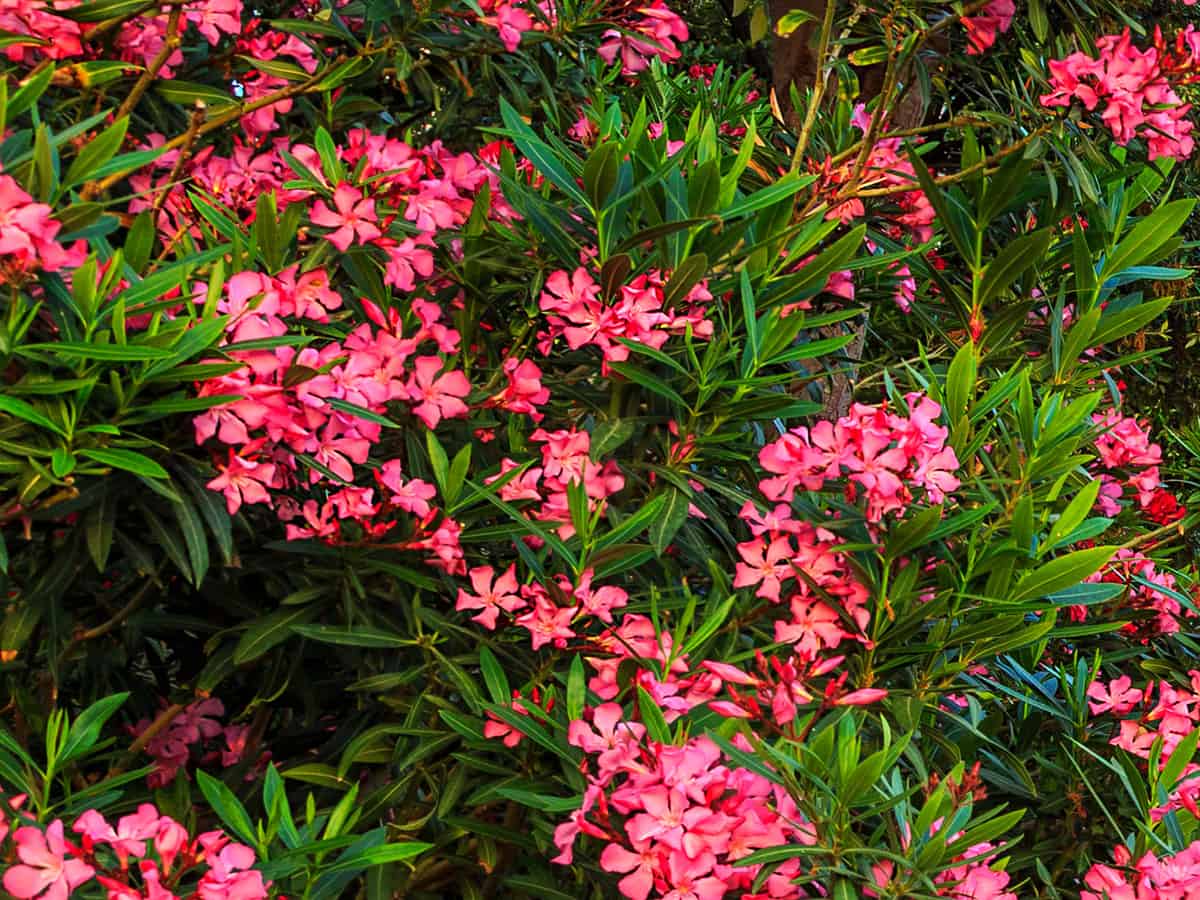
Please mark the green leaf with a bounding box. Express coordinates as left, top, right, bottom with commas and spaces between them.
608, 361, 687, 408
23, 341, 172, 360
637, 685, 671, 744
1007, 546, 1116, 604
172, 493, 209, 587
292, 625, 407, 648
721, 172, 814, 220
196, 771, 258, 847
1102, 199, 1195, 279
0, 396, 67, 437
499, 99, 590, 210
648, 487, 689, 556
944, 341, 976, 421
884, 504, 942, 563
590, 419, 636, 458
478, 646, 511, 705
775, 7, 816, 35
326, 398, 398, 428
234, 607, 319, 665
155, 80, 237, 111
566, 654, 586, 722
59, 693, 129, 764
322, 842, 432, 874
64, 116, 129, 187
979, 229, 1053, 307
79, 448, 168, 479
1089, 299, 1171, 349
1042, 480, 1101, 554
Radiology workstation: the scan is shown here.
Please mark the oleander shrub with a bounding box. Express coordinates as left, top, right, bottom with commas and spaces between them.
0, 0, 1198, 897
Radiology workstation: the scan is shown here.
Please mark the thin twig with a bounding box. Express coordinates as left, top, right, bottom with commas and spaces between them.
112, 6, 184, 125
108, 701, 187, 777
789, 0, 838, 170
55, 576, 158, 672
151, 102, 208, 215
80, 64, 339, 199
836, 123, 1051, 201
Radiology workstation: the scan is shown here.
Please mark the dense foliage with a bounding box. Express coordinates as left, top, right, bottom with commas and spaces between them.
0, 0, 1199, 897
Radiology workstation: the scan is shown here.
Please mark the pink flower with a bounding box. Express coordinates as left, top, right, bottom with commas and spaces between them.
481, 1, 533, 52
381, 234, 436, 292
0, 174, 81, 279
515, 594, 577, 650
206, 450, 277, 515
4, 821, 95, 900
196, 839, 268, 900
567, 703, 646, 773
405, 357, 471, 428
74, 804, 160, 866
600, 838, 659, 900
962, 0, 1015, 54
310, 184, 382, 251
1087, 675, 1144, 715
835, 688, 889, 706
456, 565, 525, 629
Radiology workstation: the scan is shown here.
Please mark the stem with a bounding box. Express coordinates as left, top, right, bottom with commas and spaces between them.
836, 124, 1051, 202
109, 701, 188, 777
79, 58, 349, 199
112, 6, 183, 124
151, 103, 208, 215
55, 576, 159, 672
789, 0, 838, 170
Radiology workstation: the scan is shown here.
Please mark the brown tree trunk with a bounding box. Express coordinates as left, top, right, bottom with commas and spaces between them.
767, 0, 927, 130
768, 0, 826, 130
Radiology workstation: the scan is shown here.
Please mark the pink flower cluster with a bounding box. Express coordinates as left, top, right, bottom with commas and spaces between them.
1092, 410, 1185, 526
1078, 548, 1189, 637
705, 652, 887, 729
114, 0, 246, 81
814, 107, 932, 311
486, 425, 625, 541
961, 0, 1015, 55
732, 509, 870, 656
134, 128, 513, 252
129, 698, 255, 788
0, 172, 83, 282
756, 392, 961, 522
194, 287, 471, 572
233, 23, 322, 137
1041, 28, 1200, 161
869, 838, 1017, 899
585, 614, 722, 722
1084, 841, 1200, 899
1, 798, 267, 900
537, 266, 713, 373
476, 0, 543, 52
0, 0, 83, 64
821, 110, 935, 246
553, 723, 820, 900
1089, 671, 1200, 766
598, 0, 688, 75
457, 564, 630, 646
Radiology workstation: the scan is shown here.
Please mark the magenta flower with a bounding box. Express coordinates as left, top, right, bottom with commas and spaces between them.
515, 594, 577, 650
4, 821, 95, 900
405, 356, 471, 428
310, 183, 382, 251
456, 564, 525, 629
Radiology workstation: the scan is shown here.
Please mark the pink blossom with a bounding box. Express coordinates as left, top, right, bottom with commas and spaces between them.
4, 821, 95, 900
456, 564, 525, 629
515, 594, 577, 650
962, 0, 1015, 54
406, 356, 471, 428
310, 183, 382, 251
